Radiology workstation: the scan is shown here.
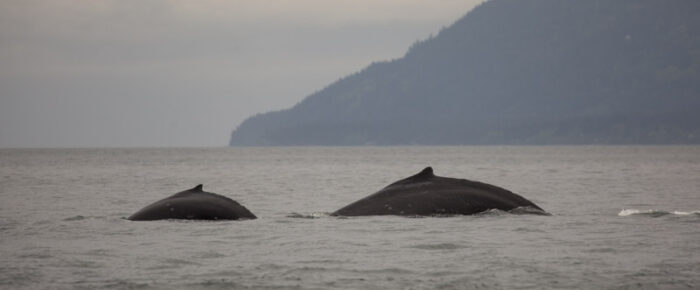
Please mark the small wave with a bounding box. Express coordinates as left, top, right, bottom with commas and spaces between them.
410, 243, 467, 250
584, 247, 617, 254
96, 280, 153, 289
63, 215, 87, 221
513, 227, 545, 233
286, 212, 330, 219
17, 253, 53, 259
63, 215, 111, 221
671, 210, 700, 216
187, 279, 242, 289
618, 209, 670, 217
145, 258, 202, 270
618, 209, 700, 217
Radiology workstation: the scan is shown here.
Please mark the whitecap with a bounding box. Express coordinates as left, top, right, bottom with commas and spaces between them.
618, 209, 699, 217
618, 209, 669, 217
671, 210, 700, 216
286, 212, 329, 219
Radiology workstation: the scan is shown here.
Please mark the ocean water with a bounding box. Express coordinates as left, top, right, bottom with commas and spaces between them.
1, 146, 699, 289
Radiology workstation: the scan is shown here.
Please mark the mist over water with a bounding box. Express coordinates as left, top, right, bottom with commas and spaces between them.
1, 146, 699, 289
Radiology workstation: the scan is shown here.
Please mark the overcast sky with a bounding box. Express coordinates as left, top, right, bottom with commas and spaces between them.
0, 0, 484, 148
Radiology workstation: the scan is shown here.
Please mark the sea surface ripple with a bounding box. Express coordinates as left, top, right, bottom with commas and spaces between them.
1, 146, 699, 289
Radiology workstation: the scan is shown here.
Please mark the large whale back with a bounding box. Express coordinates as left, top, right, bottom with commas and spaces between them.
128, 185, 257, 221
332, 167, 545, 216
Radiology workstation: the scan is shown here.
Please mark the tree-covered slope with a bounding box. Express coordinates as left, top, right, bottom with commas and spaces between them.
230, 0, 700, 146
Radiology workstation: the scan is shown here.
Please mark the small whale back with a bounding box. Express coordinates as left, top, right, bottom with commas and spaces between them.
128, 185, 256, 221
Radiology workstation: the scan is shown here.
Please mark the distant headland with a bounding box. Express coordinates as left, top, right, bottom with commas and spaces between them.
230, 0, 700, 146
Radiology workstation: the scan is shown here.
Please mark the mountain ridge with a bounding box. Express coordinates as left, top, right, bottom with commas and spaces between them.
230, 0, 700, 146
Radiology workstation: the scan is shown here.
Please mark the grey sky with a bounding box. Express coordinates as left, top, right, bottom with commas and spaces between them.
0, 0, 483, 148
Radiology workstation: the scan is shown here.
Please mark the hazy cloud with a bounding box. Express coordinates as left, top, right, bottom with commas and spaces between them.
0, 0, 483, 147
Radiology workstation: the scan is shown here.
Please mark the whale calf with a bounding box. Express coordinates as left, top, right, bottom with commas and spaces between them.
128, 185, 256, 221
332, 167, 546, 216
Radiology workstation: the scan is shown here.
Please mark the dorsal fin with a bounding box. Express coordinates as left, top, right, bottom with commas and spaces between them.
410, 167, 434, 179
191, 184, 203, 192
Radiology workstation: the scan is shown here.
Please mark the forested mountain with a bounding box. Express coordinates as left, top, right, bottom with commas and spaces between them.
230, 0, 700, 146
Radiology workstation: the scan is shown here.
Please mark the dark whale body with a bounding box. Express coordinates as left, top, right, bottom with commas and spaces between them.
128, 185, 256, 221
332, 167, 546, 216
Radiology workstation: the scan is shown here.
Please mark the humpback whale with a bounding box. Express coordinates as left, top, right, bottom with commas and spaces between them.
128, 185, 256, 221
332, 167, 546, 216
